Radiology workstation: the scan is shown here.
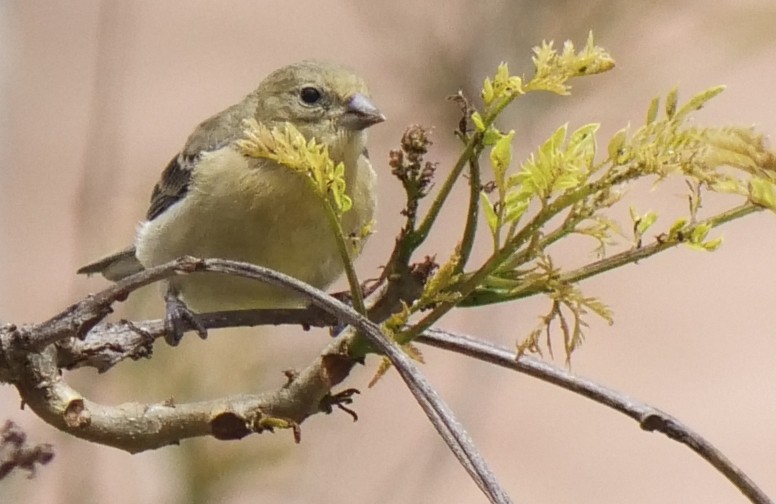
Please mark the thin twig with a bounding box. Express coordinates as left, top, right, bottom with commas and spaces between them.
0, 420, 54, 480
55, 307, 336, 372
419, 328, 773, 504
199, 259, 512, 504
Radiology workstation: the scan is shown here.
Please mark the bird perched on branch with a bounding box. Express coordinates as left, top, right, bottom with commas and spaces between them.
78, 61, 384, 345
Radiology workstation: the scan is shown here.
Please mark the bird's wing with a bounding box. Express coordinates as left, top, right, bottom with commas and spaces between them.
78, 97, 257, 279
146, 98, 255, 221
145, 153, 198, 221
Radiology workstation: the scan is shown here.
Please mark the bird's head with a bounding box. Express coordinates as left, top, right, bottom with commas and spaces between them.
253, 60, 385, 157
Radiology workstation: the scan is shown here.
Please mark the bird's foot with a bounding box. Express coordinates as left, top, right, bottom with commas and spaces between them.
164, 289, 207, 346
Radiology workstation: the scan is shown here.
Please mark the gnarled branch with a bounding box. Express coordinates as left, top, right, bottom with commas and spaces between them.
0, 257, 512, 504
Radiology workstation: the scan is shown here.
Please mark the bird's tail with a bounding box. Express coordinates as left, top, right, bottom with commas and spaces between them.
77, 246, 144, 281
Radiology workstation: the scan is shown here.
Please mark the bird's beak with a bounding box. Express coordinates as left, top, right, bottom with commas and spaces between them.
340, 93, 386, 130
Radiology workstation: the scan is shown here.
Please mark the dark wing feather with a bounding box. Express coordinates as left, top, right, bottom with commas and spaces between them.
78, 95, 257, 279
146, 154, 196, 220
144, 97, 256, 221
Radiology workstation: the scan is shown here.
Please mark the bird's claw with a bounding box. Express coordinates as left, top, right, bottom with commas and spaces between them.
164, 290, 207, 346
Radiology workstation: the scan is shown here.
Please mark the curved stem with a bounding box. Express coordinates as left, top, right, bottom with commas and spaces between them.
457, 155, 483, 272
415, 135, 480, 241
420, 328, 773, 504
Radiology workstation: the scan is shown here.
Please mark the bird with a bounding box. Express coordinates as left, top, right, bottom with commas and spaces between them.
78, 60, 384, 345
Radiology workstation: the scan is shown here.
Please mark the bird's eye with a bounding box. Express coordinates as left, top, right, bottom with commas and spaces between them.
299, 86, 322, 105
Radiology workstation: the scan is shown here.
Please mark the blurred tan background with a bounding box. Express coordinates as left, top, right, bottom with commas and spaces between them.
2, 1, 775, 503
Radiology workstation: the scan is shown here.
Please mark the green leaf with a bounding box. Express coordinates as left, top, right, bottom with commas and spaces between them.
750, 178, 776, 212
675, 85, 725, 120
628, 206, 638, 223
646, 96, 659, 125
503, 191, 530, 224
568, 123, 599, 165
419, 251, 462, 309
702, 236, 723, 251
471, 111, 485, 132
495, 62, 509, 85
633, 210, 658, 236
507, 76, 524, 95
607, 127, 628, 161
582, 296, 614, 325
482, 126, 502, 146
527, 34, 615, 95
665, 87, 678, 119
480, 191, 499, 236
490, 130, 516, 189
548, 123, 569, 151
482, 77, 494, 106
668, 218, 688, 239
689, 222, 712, 244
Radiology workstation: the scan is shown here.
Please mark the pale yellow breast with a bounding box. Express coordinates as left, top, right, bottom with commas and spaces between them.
135, 146, 376, 311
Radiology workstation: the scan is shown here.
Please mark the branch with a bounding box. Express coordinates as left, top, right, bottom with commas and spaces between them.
11, 319, 360, 453
55, 307, 336, 372
0, 420, 54, 480
5, 258, 206, 351
1, 257, 512, 504
419, 328, 773, 504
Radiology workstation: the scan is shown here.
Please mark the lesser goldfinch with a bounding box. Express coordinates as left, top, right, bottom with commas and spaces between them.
78, 61, 384, 343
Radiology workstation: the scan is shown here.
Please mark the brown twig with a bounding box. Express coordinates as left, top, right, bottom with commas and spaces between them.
0, 420, 54, 480
419, 328, 774, 504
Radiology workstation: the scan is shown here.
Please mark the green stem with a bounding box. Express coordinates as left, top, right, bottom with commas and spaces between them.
560, 203, 759, 285
322, 201, 366, 315
456, 155, 482, 272
415, 93, 519, 243
414, 135, 480, 242
398, 196, 563, 343
499, 204, 587, 272
462, 203, 760, 306
397, 167, 647, 342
